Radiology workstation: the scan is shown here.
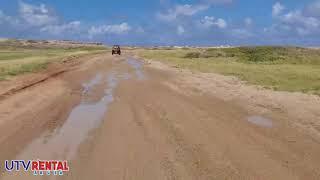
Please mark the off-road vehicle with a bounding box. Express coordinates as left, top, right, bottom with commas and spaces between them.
112, 45, 121, 55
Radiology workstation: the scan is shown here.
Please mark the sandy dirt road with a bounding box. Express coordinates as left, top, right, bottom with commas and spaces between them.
0, 52, 320, 180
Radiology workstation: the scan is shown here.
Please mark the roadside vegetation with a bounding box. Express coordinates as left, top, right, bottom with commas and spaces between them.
0, 44, 107, 80
137, 47, 320, 95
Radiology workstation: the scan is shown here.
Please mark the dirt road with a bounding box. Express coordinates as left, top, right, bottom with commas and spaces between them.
0, 52, 320, 180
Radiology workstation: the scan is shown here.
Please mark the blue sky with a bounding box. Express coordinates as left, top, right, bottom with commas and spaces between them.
0, 0, 320, 46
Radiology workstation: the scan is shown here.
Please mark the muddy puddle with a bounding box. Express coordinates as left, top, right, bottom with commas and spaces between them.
247, 116, 273, 128
12, 58, 146, 161
126, 58, 145, 80
14, 73, 118, 160
82, 73, 103, 95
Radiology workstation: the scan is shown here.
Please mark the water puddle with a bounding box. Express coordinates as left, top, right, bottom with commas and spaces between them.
2, 58, 149, 179
13, 58, 147, 161
82, 73, 103, 94
247, 116, 273, 128
16, 73, 118, 160
126, 58, 145, 80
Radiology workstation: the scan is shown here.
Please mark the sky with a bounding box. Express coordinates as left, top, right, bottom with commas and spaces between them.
0, 0, 320, 46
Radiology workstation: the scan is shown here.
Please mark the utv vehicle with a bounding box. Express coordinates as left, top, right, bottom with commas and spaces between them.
112, 45, 121, 55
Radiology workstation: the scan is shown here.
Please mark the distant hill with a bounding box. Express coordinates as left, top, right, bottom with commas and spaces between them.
0, 39, 106, 49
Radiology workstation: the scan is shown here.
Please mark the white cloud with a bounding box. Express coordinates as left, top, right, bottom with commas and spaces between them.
0, 10, 7, 19
40, 21, 81, 35
0, 10, 10, 23
281, 10, 319, 35
269, 2, 320, 36
282, 11, 319, 28
200, 16, 215, 27
0, 1, 139, 42
203, 0, 233, 4
157, 4, 209, 21
231, 28, 254, 39
17, 1, 83, 36
136, 26, 145, 33
272, 2, 285, 17
199, 16, 227, 28
0, 10, 20, 26
244, 17, 252, 26
19, 1, 58, 27
215, 18, 227, 28
177, 25, 185, 35
305, 0, 320, 17
296, 27, 309, 35
88, 23, 132, 37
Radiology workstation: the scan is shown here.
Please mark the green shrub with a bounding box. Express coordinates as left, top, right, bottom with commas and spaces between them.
183, 52, 201, 59
137, 47, 320, 95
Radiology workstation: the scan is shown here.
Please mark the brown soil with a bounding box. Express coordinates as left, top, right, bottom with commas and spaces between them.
0, 52, 320, 180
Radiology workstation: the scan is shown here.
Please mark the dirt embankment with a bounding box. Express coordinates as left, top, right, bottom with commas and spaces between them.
0, 52, 108, 98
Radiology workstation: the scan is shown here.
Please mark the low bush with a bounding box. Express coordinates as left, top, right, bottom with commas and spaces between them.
183, 52, 201, 59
